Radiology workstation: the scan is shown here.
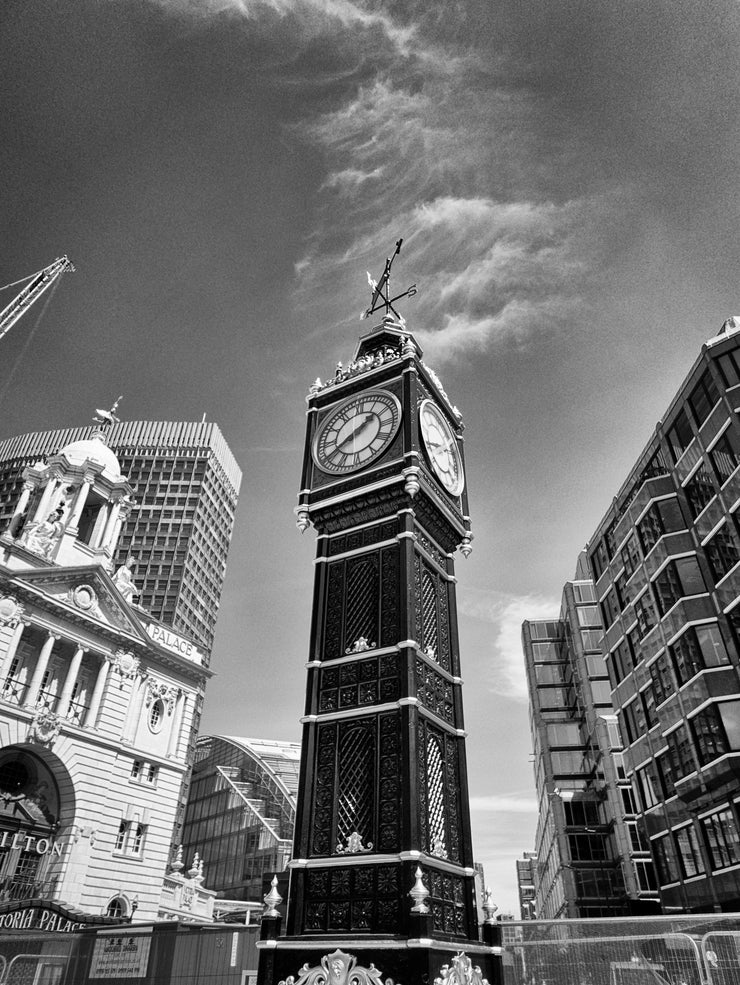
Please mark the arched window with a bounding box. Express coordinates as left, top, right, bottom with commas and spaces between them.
106, 896, 126, 918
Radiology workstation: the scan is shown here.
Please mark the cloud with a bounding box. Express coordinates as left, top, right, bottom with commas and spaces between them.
460, 588, 559, 701
469, 792, 538, 814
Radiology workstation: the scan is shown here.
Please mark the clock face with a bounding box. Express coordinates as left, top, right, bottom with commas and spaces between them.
419, 399, 464, 496
313, 390, 402, 475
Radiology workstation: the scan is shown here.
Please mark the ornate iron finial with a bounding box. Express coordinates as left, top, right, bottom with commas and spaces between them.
482, 886, 498, 924
459, 532, 473, 558
295, 506, 310, 533
361, 239, 417, 321
93, 395, 122, 428
409, 866, 430, 913
264, 874, 283, 917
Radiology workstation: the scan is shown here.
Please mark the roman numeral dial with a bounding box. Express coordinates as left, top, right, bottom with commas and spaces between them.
419, 399, 465, 496
313, 390, 402, 475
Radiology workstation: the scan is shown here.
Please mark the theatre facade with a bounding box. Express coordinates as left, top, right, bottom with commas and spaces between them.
0, 426, 209, 922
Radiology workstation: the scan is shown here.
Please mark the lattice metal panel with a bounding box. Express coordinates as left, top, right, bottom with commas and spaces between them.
337, 724, 375, 846
426, 733, 447, 858
421, 567, 439, 655
344, 556, 379, 650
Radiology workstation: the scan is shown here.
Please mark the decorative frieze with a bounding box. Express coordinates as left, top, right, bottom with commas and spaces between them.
279, 949, 397, 985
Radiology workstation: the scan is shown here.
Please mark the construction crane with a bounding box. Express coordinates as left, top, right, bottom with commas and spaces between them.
0, 256, 75, 343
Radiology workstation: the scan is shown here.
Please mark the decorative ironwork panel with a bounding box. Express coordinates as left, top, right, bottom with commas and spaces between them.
319, 654, 400, 714
427, 869, 468, 938
414, 554, 451, 670
417, 720, 462, 864
324, 564, 345, 660
415, 527, 448, 569
345, 556, 380, 649
337, 725, 375, 847
302, 863, 401, 934
427, 734, 447, 858
377, 713, 402, 851
379, 546, 400, 648
312, 723, 338, 855
328, 520, 398, 556
415, 658, 454, 723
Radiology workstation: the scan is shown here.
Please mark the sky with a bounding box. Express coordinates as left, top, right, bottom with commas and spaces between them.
2, 0, 740, 917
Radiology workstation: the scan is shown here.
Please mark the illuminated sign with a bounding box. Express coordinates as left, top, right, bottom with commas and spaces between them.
145, 623, 204, 663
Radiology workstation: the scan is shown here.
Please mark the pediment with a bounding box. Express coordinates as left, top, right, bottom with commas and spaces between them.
11, 566, 148, 641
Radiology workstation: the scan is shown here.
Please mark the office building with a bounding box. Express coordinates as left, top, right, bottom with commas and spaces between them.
0, 421, 242, 655
586, 316, 740, 911
522, 557, 659, 918
515, 852, 537, 920
180, 735, 300, 902
0, 428, 209, 921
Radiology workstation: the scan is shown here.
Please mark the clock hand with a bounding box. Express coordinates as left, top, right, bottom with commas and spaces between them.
337, 413, 375, 451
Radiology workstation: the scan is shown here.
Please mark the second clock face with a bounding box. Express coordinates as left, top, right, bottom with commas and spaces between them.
313, 390, 402, 475
419, 399, 465, 496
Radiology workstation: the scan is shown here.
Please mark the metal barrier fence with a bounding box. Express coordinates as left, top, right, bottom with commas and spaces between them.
500, 915, 740, 985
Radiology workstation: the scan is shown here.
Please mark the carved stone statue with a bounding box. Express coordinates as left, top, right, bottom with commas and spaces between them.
113, 556, 139, 602
21, 510, 64, 559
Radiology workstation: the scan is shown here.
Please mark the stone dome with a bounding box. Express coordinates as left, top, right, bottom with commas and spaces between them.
58, 431, 122, 480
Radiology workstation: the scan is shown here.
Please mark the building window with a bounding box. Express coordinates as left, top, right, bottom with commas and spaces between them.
652, 557, 706, 616
705, 523, 740, 582
688, 371, 720, 428
106, 897, 127, 918
666, 725, 695, 781
600, 588, 620, 629
655, 751, 675, 799
627, 820, 648, 853
670, 624, 730, 685
634, 859, 658, 892
675, 824, 705, 878
691, 705, 730, 766
149, 699, 164, 733
684, 463, 716, 519
590, 538, 609, 580
702, 808, 740, 870
641, 683, 658, 729
717, 350, 740, 388
621, 535, 641, 579
636, 764, 660, 810
130, 823, 146, 855
649, 651, 674, 706
620, 700, 643, 746
115, 819, 147, 857
115, 821, 129, 852
667, 408, 694, 462
609, 638, 635, 686
634, 591, 656, 638
653, 833, 681, 884
710, 428, 740, 483
131, 760, 142, 780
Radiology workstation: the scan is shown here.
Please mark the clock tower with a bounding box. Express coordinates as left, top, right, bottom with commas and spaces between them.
257, 248, 498, 985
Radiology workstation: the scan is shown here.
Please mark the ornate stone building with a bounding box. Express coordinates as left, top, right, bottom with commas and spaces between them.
0, 427, 209, 921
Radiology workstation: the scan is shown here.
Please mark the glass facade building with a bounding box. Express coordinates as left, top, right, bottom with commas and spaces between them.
180, 735, 300, 902
522, 560, 659, 918
0, 422, 241, 655
586, 318, 740, 912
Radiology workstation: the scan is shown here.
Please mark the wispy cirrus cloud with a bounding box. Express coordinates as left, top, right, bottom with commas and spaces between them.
469, 792, 538, 815
460, 588, 559, 701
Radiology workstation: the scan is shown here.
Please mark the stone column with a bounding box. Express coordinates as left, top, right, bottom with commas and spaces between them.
8, 483, 35, 536
101, 500, 122, 552
85, 656, 110, 727
167, 691, 187, 759
56, 645, 86, 719
33, 478, 57, 525
24, 632, 58, 707
0, 620, 27, 681
90, 503, 109, 550
67, 480, 92, 531
122, 675, 147, 745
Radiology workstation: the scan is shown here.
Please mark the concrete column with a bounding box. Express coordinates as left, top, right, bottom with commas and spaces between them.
85, 656, 110, 728
24, 632, 58, 707
68, 480, 92, 530
122, 675, 147, 744
0, 620, 27, 682
56, 645, 85, 719
167, 691, 186, 759
8, 483, 35, 536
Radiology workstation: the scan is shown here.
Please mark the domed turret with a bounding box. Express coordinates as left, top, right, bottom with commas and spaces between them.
59, 431, 122, 481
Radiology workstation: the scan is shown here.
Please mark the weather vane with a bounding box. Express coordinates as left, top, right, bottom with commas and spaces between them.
93, 395, 123, 428
361, 238, 417, 322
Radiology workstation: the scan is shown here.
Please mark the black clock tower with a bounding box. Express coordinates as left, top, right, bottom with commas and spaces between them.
257, 253, 498, 985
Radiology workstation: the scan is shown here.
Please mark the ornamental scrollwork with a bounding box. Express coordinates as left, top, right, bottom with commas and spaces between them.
278, 949, 398, 985
0, 597, 22, 628
111, 649, 140, 678
145, 679, 178, 712
434, 953, 489, 985
28, 708, 62, 747
335, 831, 373, 854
